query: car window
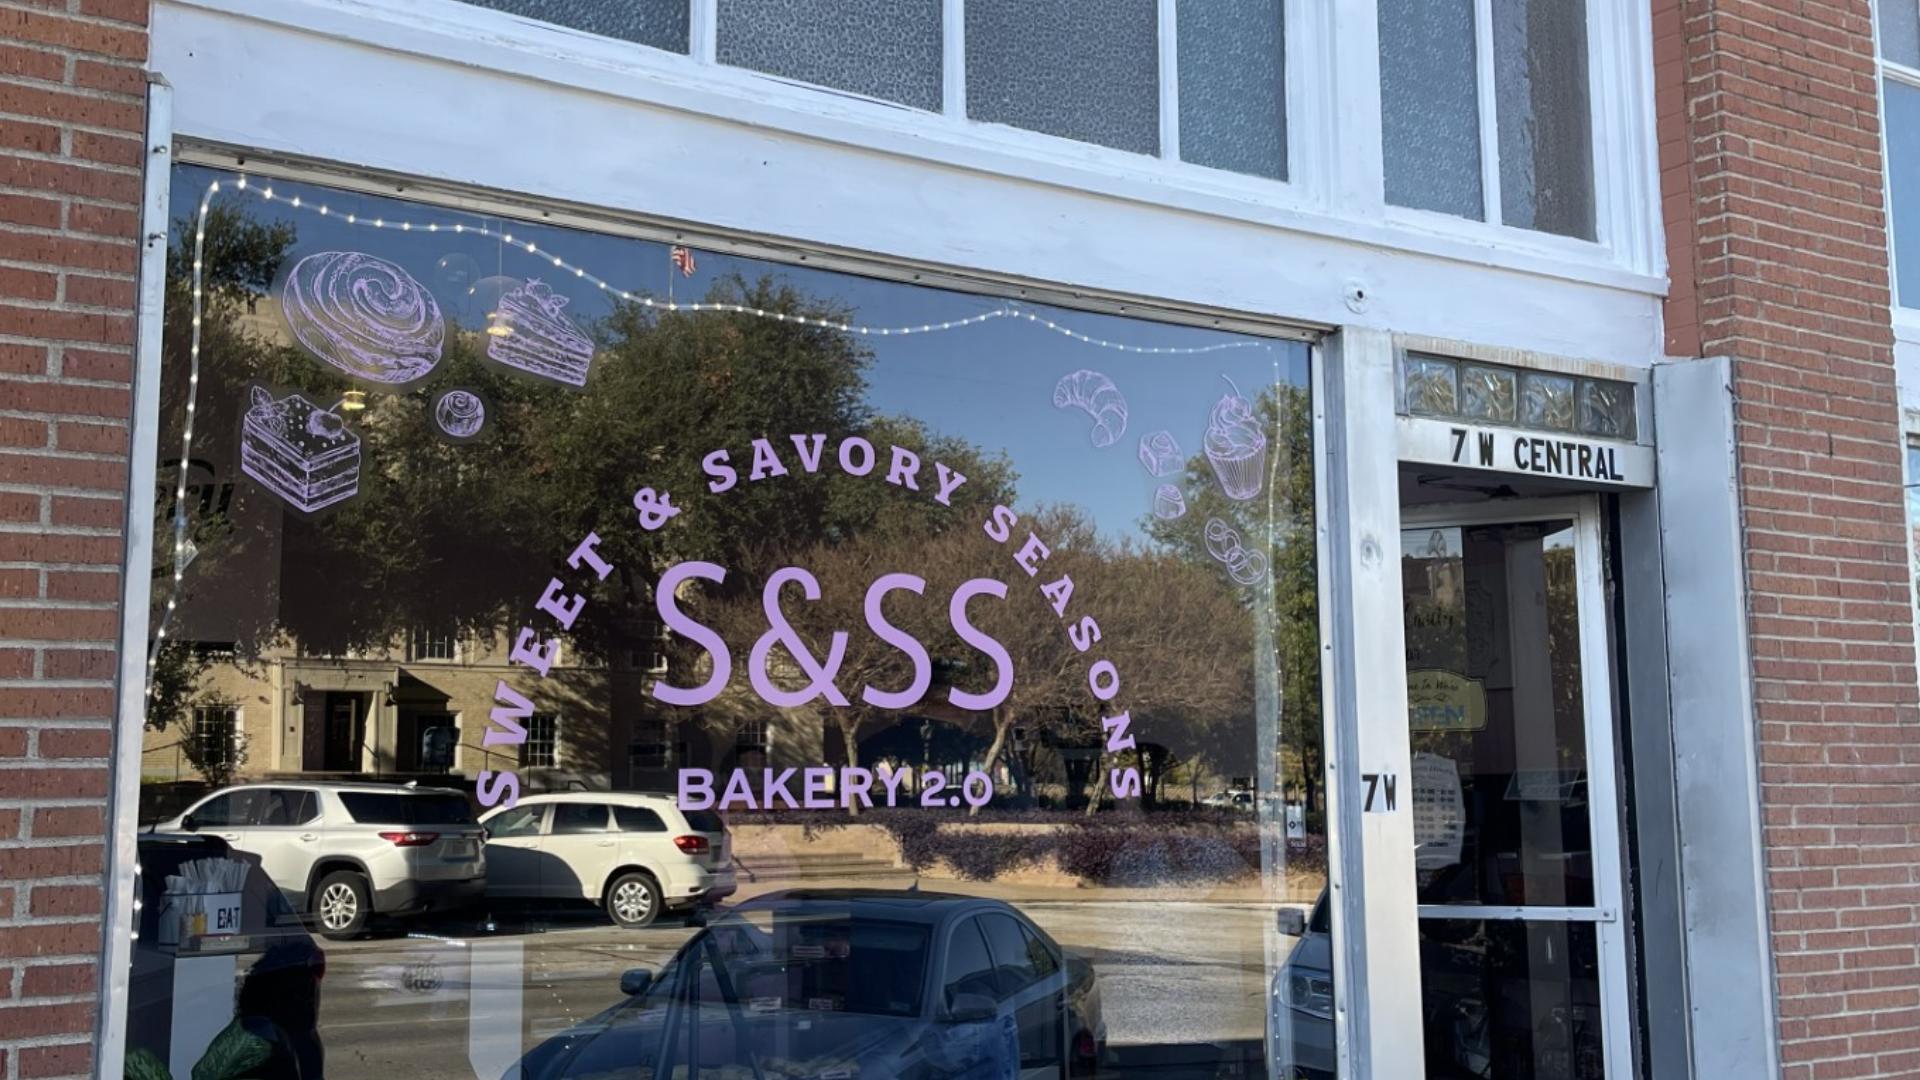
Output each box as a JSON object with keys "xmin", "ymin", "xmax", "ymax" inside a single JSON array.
[
  {"xmin": 551, "ymin": 803, "xmax": 610, "ymax": 834},
  {"xmin": 681, "ymin": 809, "xmax": 725, "ymax": 833},
  {"xmin": 613, "ymin": 805, "xmax": 667, "ymax": 832},
  {"xmin": 257, "ymin": 789, "xmax": 318, "ymax": 827},
  {"xmin": 191, "ymin": 790, "xmax": 263, "ymax": 827},
  {"xmin": 941, "ymin": 917, "xmax": 998, "ymax": 1009},
  {"xmin": 487, "ymin": 805, "xmax": 545, "ymax": 838},
  {"xmin": 979, "ymin": 912, "xmax": 1041, "ymax": 995},
  {"xmin": 337, "ymin": 791, "xmax": 476, "ymax": 825},
  {"xmin": 1017, "ymin": 919, "xmax": 1059, "ymax": 978}
]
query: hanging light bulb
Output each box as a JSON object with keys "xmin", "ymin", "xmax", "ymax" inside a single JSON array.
[{"xmin": 339, "ymin": 389, "xmax": 368, "ymax": 412}]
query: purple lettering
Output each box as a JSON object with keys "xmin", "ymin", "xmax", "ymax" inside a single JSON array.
[
  {"xmin": 703, "ymin": 449, "xmax": 737, "ymax": 493},
  {"xmin": 1101, "ymin": 709, "xmax": 1136, "ymax": 752},
  {"xmin": 949, "ymin": 578, "xmax": 1015, "ymax": 711},
  {"xmin": 839, "ymin": 436, "xmax": 875, "ymax": 476},
  {"xmin": 1109, "ymin": 767, "xmax": 1142, "ymax": 799},
  {"xmin": 484, "ymin": 680, "xmax": 534, "ymax": 746},
  {"xmin": 1041, "ymin": 575, "xmax": 1074, "ymax": 617},
  {"xmin": 803, "ymin": 767, "xmax": 833, "ymax": 809},
  {"xmin": 679, "ymin": 768, "xmax": 716, "ymax": 810},
  {"xmin": 878, "ymin": 765, "xmax": 913, "ymax": 807},
  {"xmin": 720, "ymin": 768, "xmax": 758, "ymax": 810},
  {"xmin": 862, "ymin": 573, "xmax": 932, "ymax": 709},
  {"xmin": 885, "ymin": 445, "xmax": 921, "ymax": 490},
  {"xmin": 984, "ymin": 505, "xmax": 1017, "ymax": 544},
  {"xmin": 748, "ymin": 437, "xmax": 788, "ymax": 481},
  {"xmin": 476, "ymin": 769, "xmax": 520, "ymax": 809},
  {"xmin": 933, "ymin": 462, "xmax": 968, "ymax": 507},
  {"xmin": 509, "ymin": 628, "xmax": 560, "ymax": 677},
  {"xmin": 1089, "ymin": 660, "xmax": 1120, "ymax": 702},
  {"xmin": 764, "ymin": 767, "xmax": 800, "ymax": 810},
  {"xmin": 536, "ymin": 577, "xmax": 586, "ymax": 629},
  {"xmin": 1068, "ymin": 616, "xmax": 1102, "ymax": 653},
  {"xmin": 791, "ymin": 433, "xmax": 827, "ymax": 473},
  {"xmin": 568, "ymin": 532, "xmax": 614, "ymax": 580},
  {"xmin": 841, "ymin": 767, "xmax": 875, "ymax": 809},
  {"xmin": 1014, "ymin": 533, "xmax": 1051, "ymax": 577},
  {"xmin": 749, "ymin": 567, "xmax": 851, "ymax": 707},
  {"xmin": 651, "ymin": 561, "xmax": 732, "ymax": 707}
]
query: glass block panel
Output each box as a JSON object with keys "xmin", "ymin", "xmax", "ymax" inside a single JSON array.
[
  {"xmin": 1520, "ymin": 371, "xmax": 1576, "ymax": 431},
  {"xmin": 1405, "ymin": 355, "xmax": 1460, "ymax": 416},
  {"xmin": 1888, "ymin": 79, "xmax": 1920, "ymax": 309},
  {"xmin": 1460, "ymin": 365, "xmax": 1518, "ymax": 424},
  {"xmin": 718, "ymin": 0, "xmax": 942, "ymax": 111},
  {"xmin": 1493, "ymin": 0, "xmax": 1596, "ymax": 239},
  {"xmin": 1379, "ymin": 0, "xmax": 1484, "ymax": 219},
  {"xmin": 1578, "ymin": 379, "xmax": 1635, "ymax": 439},
  {"xmin": 1883, "ymin": 0, "xmax": 1920, "ymax": 68},
  {"xmin": 967, "ymin": 0, "xmax": 1159, "ymax": 155},
  {"xmin": 1177, "ymin": 0, "xmax": 1287, "ymax": 180},
  {"xmin": 457, "ymin": 0, "xmax": 689, "ymax": 52}
]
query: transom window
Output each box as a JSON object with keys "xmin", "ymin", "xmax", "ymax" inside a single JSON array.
[
  {"xmin": 1880, "ymin": 0, "xmax": 1920, "ymax": 310},
  {"xmin": 456, "ymin": 0, "xmax": 1288, "ymax": 180}
]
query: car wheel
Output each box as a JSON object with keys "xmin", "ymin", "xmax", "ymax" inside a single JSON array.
[
  {"xmin": 605, "ymin": 871, "xmax": 661, "ymax": 928},
  {"xmin": 314, "ymin": 870, "xmax": 371, "ymax": 939}
]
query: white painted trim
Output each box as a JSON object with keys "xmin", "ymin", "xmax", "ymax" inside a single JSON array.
[
  {"xmin": 154, "ymin": 0, "xmax": 1666, "ymax": 296},
  {"xmin": 1156, "ymin": 0, "xmax": 1179, "ymax": 162},
  {"xmin": 99, "ymin": 75, "xmax": 174, "ymax": 1080},
  {"xmin": 940, "ymin": 0, "xmax": 964, "ymax": 119},
  {"xmin": 689, "ymin": 0, "xmax": 716, "ymax": 64},
  {"xmin": 1472, "ymin": 0, "xmax": 1502, "ymax": 227}
]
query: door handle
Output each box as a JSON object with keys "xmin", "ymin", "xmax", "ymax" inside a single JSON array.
[
  {"xmin": 594, "ymin": 840, "xmax": 616, "ymax": 847},
  {"xmin": 217, "ymin": 832, "xmax": 240, "ymax": 842},
  {"xmin": 299, "ymin": 833, "xmax": 318, "ymax": 842}
]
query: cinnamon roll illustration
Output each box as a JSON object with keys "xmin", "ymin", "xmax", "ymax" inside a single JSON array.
[
  {"xmin": 1053, "ymin": 369, "xmax": 1129, "ymax": 448},
  {"xmin": 281, "ymin": 251, "xmax": 444, "ymax": 384},
  {"xmin": 433, "ymin": 389, "xmax": 486, "ymax": 439},
  {"xmin": 487, "ymin": 279, "xmax": 594, "ymax": 387},
  {"xmin": 1203, "ymin": 377, "xmax": 1267, "ymax": 501}
]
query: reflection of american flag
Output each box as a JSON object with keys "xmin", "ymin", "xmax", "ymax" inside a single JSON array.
[{"xmin": 670, "ymin": 246, "xmax": 696, "ymax": 277}]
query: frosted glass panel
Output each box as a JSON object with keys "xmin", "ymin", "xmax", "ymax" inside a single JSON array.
[
  {"xmin": 1883, "ymin": 0, "xmax": 1920, "ymax": 67},
  {"xmin": 966, "ymin": 0, "xmax": 1159, "ymax": 155},
  {"xmin": 1889, "ymin": 79, "xmax": 1920, "ymax": 309},
  {"xmin": 1494, "ymin": 0, "xmax": 1596, "ymax": 239},
  {"xmin": 718, "ymin": 0, "xmax": 942, "ymax": 111},
  {"xmin": 1177, "ymin": 0, "xmax": 1287, "ymax": 180},
  {"xmin": 458, "ymin": 0, "xmax": 689, "ymax": 52},
  {"xmin": 1379, "ymin": 0, "xmax": 1484, "ymax": 219}
]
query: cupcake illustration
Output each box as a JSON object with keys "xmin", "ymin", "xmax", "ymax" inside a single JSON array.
[{"xmin": 1203, "ymin": 376, "xmax": 1267, "ymax": 501}]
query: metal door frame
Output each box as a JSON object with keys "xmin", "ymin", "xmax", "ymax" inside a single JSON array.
[{"xmin": 1399, "ymin": 495, "xmax": 1634, "ymax": 1079}]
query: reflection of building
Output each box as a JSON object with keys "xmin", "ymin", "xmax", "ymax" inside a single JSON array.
[{"xmin": 141, "ymin": 630, "xmax": 829, "ymax": 791}]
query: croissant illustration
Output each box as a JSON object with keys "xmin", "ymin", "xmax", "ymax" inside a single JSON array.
[{"xmin": 1052, "ymin": 369, "xmax": 1130, "ymax": 448}]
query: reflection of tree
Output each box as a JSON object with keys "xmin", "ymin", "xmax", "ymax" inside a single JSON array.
[{"xmin": 1146, "ymin": 384, "xmax": 1321, "ymax": 815}]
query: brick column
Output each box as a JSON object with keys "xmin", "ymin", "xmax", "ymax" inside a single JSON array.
[
  {"xmin": 1659, "ymin": 1, "xmax": 1917, "ymax": 1077},
  {"xmin": 0, "ymin": 1, "xmax": 149, "ymax": 1078}
]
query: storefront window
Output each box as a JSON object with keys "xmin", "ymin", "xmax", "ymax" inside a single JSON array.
[
  {"xmin": 123, "ymin": 162, "xmax": 1327, "ymax": 1078},
  {"xmin": 462, "ymin": 0, "xmax": 692, "ymax": 52}
]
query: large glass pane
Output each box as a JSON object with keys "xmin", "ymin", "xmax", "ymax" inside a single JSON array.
[
  {"xmin": 1177, "ymin": 0, "xmax": 1288, "ymax": 181},
  {"xmin": 457, "ymin": 0, "xmax": 690, "ymax": 52},
  {"xmin": 967, "ymin": 0, "xmax": 1160, "ymax": 155},
  {"xmin": 1379, "ymin": 0, "xmax": 1485, "ymax": 219},
  {"xmin": 129, "ymin": 163, "xmax": 1327, "ymax": 1078},
  {"xmin": 1418, "ymin": 919, "xmax": 1605, "ymax": 1078},
  {"xmin": 1884, "ymin": 0, "xmax": 1920, "ymax": 68},
  {"xmin": 718, "ymin": 0, "xmax": 943, "ymax": 111},
  {"xmin": 1402, "ymin": 521, "xmax": 1594, "ymax": 908},
  {"xmin": 1888, "ymin": 79, "xmax": 1920, "ymax": 309},
  {"xmin": 1493, "ymin": 0, "xmax": 1596, "ymax": 239}
]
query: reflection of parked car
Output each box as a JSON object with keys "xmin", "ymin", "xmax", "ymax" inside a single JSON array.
[
  {"xmin": 480, "ymin": 792, "xmax": 737, "ymax": 928},
  {"xmin": 127, "ymin": 833, "xmax": 327, "ymax": 1079},
  {"xmin": 515, "ymin": 889, "xmax": 1105, "ymax": 1079},
  {"xmin": 1202, "ymin": 789, "xmax": 1255, "ymax": 811},
  {"xmin": 154, "ymin": 782, "xmax": 487, "ymax": 939},
  {"xmin": 1270, "ymin": 893, "xmax": 1334, "ymax": 1080}
]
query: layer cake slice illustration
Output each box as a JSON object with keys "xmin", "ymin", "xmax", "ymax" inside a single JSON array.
[{"xmin": 239, "ymin": 386, "xmax": 361, "ymax": 512}]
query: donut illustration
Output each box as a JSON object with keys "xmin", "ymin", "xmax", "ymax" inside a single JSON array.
[
  {"xmin": 281, "ymin": 251, "xmax": 445, "ymax": 384},
  {"xmin": 1052, "ymin": 369, "xmax": 1129, "ymax": 448}
]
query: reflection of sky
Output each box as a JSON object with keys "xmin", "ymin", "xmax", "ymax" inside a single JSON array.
[{"xmin": 174, "ymin": 165, "xmax": 1309, "ymax": 541}]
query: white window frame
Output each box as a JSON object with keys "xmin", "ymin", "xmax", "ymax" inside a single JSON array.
[
  {"xmin": 1876, "ymin": 1, "xmax": 1920, "ymax": 342},
  {"xmin": 155, "ymin": 0, "xmax": 1662, "ymax": 295},
  {"xmin": 190, "ymin": 703, "xmax": 244, "ymax": 771},
  {"xmin": 522, "ymin": 712, "xmax": 560, "ymax": 769},
  {"xmin": 408, "ymin": 626, "xmax": 461, "ymax": 662}
]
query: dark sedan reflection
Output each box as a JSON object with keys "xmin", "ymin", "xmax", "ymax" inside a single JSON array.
[{"xmin": 515, "ymin": 888, "xmax": 1104, "ymax": 1079}]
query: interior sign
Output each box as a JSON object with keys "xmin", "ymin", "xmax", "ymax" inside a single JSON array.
[{"xmin": 1395, "ymin": 415, "xmax": 1653, "ymax": 488}]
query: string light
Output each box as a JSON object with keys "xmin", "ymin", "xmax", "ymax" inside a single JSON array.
[{"xmin": 143, "ymin": 175, "xmax": 1273, "ymax": 696}]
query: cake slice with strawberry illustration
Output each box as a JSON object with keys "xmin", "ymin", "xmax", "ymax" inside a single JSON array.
[
  {"xmin": 488, "ymin": 279, "xmax": 594, "ymax": 386},
  {"xmin": 239, "ymin": 386, "xmax": 361, "ymax": 512}
]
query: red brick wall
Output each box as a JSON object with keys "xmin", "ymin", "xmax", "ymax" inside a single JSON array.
[
  {"xmin": 1658, "ymin": 0, "xmax": 1916, "ymax": 1077},
  {"xmin": 0, "ymin": 0, "xmax": 149, "ymax": 1077}
]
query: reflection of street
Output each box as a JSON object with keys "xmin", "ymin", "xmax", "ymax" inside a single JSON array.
[{"xmin": 314, "ymin": 900, "xmax": 1290, "ymax": 1078}]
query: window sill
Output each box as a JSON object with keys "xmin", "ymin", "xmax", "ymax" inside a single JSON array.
[{"xmin": 160, "ymin": 0, "xmax": 1668, "ymax": 299}]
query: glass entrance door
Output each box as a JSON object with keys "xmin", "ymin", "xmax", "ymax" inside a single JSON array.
[{"xmin": 1399, "ymin": 500, "xmax": 1629, "ymax": 1079}]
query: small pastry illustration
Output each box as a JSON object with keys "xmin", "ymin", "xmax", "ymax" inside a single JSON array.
[
  {"xmin": 1138, "ymin": 430, "xmax": 1182, "ymax": 477},
  {"xmin": 1152, "ymin": 484, "xmax": 1187, "ymax": 520},
  {"xmin": 434, "ymin": 389, "xmax": 485, "ymax": 439},
  {"xmin": 1203, "ymin": 516, "xmax": 1268, "ymax": 586},
  {"xmin": 239, "ymin": 386, "xmax": 361, "ymax": 512},
  {"xmin": 281, "ymin": 251, "xmax": 444, "ymax": 384},
  {"xmin": 1203, "ymin": 376, "xmax": 1267, "ymax": 501},
  {"xmin": 1053, "ymin": 369, "xmax": 1129, "ymax": 448},
  {"xmin": 488, "ymin": 279, "xmax": 594, "ymax": 386}
]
